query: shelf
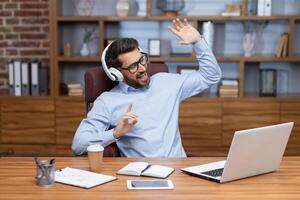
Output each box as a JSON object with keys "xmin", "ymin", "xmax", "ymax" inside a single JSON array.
[
  {"xmin": 193, "ymin": 93, "xmax": 300, "ymax": 100},
  {"xmin": 243, "ymin": 93, "xmax": 300, "ymax": 99},
  {"xmin": 56, "ymin": 16, "xmax": 101, "ymax": 22},
  {"xmin": 56, "ymin": 15, "xmax": 299, "ymax": 22},
  {"xmin": 58, "ymin": 56, "xmax": 100, "ymax": 62},
  {"xmin": 150, "ymin": 15, "xmax": 295, "ymax": 21},
  {"xmin": 216, "ymin": 56, "xmax": 300, "ymax": 62},
  {"xmin": 0, "ymin": 96, "xmax": 53, "ymax": 100},
  {"xmin": 57, "ymin": 55, "xmax": 300, "ymax": 63},
  {"xmin": 103, "ymin": 16, "xmax": 148, "ymax": 21},
  {"xmin": 150, "ymin": 56, "xmax": 194, "ymax": 62},
  {"xmin": 295, "ymin": 16, "xmax": 300, "ymax": 20},
  {"xmin": 56, "ymin": 96, "xmax": 85, "ymax": 101},
  {"xmin": 55, "ymin": 94, "xmax": 300, "ymax": 101},
  {"xmin": 242, "ymin": 56, "xmax": 300, "ymax": 62}
]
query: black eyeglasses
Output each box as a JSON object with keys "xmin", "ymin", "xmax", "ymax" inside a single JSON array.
[{"xmin": 120, "ymin": 52, "xmax": 149, "ymax": 73}]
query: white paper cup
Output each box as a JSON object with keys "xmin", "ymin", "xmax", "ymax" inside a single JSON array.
[{"xmin": 87, "ymin": 144, "xmax": 104, "ymax": 173}]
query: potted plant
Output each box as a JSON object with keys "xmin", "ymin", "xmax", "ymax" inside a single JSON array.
[{"xmin": 80, "ymin": 26, "xmax": 96, "ymax": 56}]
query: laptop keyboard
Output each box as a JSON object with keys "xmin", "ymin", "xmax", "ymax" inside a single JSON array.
[{"xmin": 201, "ymin": 168, "xmax": 224, "ymax": 177}]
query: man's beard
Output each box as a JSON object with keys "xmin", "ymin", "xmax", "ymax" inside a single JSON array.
[{"xmin": 124, "ymin": 71, "xmax": 150, "ymax": 89}]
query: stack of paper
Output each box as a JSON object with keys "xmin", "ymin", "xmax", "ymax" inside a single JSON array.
[{"xmin": 55, "ymin": 167, "xmax": 117, "ymax": 189}]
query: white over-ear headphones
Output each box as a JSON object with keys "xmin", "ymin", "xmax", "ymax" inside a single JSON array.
[
  {"xmin": 101, "ymin": 42, "xmax": 124, "ymax": 82},
  {"xmin": 101, "ymin": 41, "xmax": 145, "ymax": 82}
]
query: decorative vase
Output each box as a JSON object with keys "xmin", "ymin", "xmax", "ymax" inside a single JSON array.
[
  {"xmin": 254, "ymin": 32, "xmax": 264, "ymax": 55},
  {"xmin": 64, "ymin": 43, "xmax": 72, "ymax": 56},
  {"xmin": 254, "ymin": 22, "xmax": 267, "ymax": 55},
  {"xmin": 74, "ymin": 0, "xmax": 94, "ymax": 16},
  {"xmin": 242, "ymin": 33, "xmax": 256, "ymax": 57},
  {"xmin": 80, "ymin": 43, "xmax": 89, "ymax": 56},
  {"xmin": 156, "ymin": 0, "xmax": 185, "ymax": 17},
  {"xmin": 116, "ymin": 0, "xmax": 130, "ymax": 17}
]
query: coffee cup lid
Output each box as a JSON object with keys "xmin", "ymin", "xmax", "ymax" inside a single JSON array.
[{"xmin": 87, "ymin": 144, "xmax": 104, "ymax": 152}]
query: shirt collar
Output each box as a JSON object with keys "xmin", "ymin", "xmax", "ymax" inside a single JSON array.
[{"xmin": 118, "ymin": 81, "xmax": 149, "ymax": 93}]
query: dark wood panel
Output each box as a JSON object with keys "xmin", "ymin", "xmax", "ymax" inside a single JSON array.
[
  {"xmin": 281, "ymin": 101, "xmax": 300, "ymax": 155},
  {"xmin": 185, "ymin": 146, "xmax": 229, "ymax": 157},
  {"xmin": 281, "ymin": 100, "xmax": 300, "ymax": 114},
  {"xmin": 281, "ymin": 99, "xmax": 300, "ymax": 155},
  {"xmin": 281, "ymin": 115, "xmax": 300, "ymax": 155},
  {"xmin": 0, "ymin": 99, "xmax": 1, "ymax": 143},
  {"xmin": 222, "ymin": 99, "xmax": 280, "ymax": 115},
  {"xmin": 180, "ymin": 99, "xmax": 222, "ymax": 151},
  {"xmin": 2, "ymin": 112, "xmax": 55, "ymax": 129},
  {"xmin": 56, "ymin": 117, "xmax": 82, "ymax": 145},
  {"xmin": 2, "ymin": 97, "xmax": 300, "ymax": 156},
  {"xmin": 55, "ymin": 100, "xmax": 85, "ymax": 145},
  {"xmin": 1, "ymin": 99, "xmax": 54, "ymax": 112},
  {"xmin": 222, "ymin": 100, "xmax": 281, "ymax": 146},
  {"xmin": 1, "ymin": 99, "xmax": 55, "ymax": 145},
  {"xmin": 1, "ymin": 128, "xmax": 55, "ymax": 144},
  {"xmin": 1, "ymin": 112, "xmax": 55, "ymax": 144},
  {"xmin": 55, "ymin": 99, "xmax": 86, "ymax": 117},
  {"xmin": 0, "ymin": 144, "xmax": 72, "ymax": 156}
]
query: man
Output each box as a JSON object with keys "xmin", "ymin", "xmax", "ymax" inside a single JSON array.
[{"xmin": 72, "ymin": 18, "xmax": 222, "ymax": 157}]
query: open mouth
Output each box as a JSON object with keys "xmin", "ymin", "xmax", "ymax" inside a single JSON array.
[{"xmin": 137, "ymin": 72, "xmax": 148, "ymax": 81}]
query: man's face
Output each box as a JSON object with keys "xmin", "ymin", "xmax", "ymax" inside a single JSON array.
[{"xmin": 118, "ymin": 48, "xmax": 150, "ymax": 88}]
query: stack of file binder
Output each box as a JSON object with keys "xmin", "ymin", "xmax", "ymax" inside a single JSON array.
[{"xmin": 8, "ymin": 60, "xmax": 48, "ymax": 96}]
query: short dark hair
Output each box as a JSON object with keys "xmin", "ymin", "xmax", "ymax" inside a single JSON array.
[{"xmin": 105, "ymin": 38, "xmax": 139, "ymax": 69}]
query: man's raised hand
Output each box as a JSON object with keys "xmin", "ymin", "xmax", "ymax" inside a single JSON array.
[{"xmin": 168, "ymin": 18, "xmax": 201, "ymax": 45}]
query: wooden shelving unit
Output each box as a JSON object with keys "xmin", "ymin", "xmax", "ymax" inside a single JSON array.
[
  {"xmin": 56, "ymin": 15, "xmax": 299, "ymax": 22},
  {"xmin": 57, "ymin": 56, "xmax": 100, "ymax": 62},
  {"xmin": 51, "ymin": 0, "xmax": 300, "ymax": 98}
]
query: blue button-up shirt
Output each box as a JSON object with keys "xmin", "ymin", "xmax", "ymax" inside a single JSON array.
[{"xmin": 72, "ymin": 39, "xmax": 222, "ymax": 157}]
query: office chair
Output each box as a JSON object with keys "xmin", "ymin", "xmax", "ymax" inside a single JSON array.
[{"xmin": 84, "ymin": 63, "xmax": 168, "ymax": 157}]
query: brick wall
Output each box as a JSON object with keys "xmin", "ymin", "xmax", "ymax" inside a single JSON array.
[{"xmin": 0, "ymin": 0, "xmax": 49, "ymax": 93}]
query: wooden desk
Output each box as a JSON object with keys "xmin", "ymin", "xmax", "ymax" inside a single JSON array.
[{"xmin": 1, "ymin": 157, "xmax": 300, "ymax": 200}]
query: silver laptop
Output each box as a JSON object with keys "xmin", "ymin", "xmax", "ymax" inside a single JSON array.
[{"xmin": 181, "ymin": 122, "xmax": 294, "ymax": 183}]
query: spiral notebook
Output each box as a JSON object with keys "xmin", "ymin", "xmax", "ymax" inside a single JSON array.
[
  {"xmin": 55, "ymin": 167, "xmax": 117, "ymax": 189},
  {"xmin": 117, "ymin": 162, "xmax": 174, "ymax": 178}
]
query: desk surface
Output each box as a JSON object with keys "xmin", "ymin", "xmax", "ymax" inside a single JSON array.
[{"xmin": 1, "ymin": 157, "xmax": 300, "ymax": 200}]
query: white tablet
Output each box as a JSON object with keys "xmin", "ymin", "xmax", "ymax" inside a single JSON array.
[{"xmin": 127, "ymin": 180, "xmax": 174, "ymax": 190}]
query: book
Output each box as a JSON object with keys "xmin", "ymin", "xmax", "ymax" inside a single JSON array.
[
  {"xmin": 220, "ymin": 93, "xmax": 239, "ymax": 98},
  {"xmin": 117, "ymin": 162, "xmax": 174, "ymax": 179},
  {"xmin": 276, "ymin": 33, "xmax": 285, "ymax": 57},
  {"xmin": 276, "ymin": 33, "xmax": 289, "ymax": 57},
  {"xmin": 30, "ymin": 61, "xmax": 39, "ymax": 96},
  {"xmin": 221, "ymin": 12, "xmax": 240, "ymax": 16},
  {"xmin": 257, "ymin": 0, "xmax": 265, "ymax": 16},
  {"xmin": 67, "ymin": 83, "xmax": 84, "ymax": 96},
  {"xmin": 67, "ymin": 83, "xmax": 82, "ymax": 88},
  {"xmin": 257, "ymin": 0, "xmax": 271, "ymax": 16},
  {"xmin": 21, "ymin": 61, "xmax": 30, "ymax": 96},
  {"xmin": 8, "ymin": 61, "xmax": 14, "ymax": 96},
  {"xmin": 247, "ymin": 0, "xmax": 257, "ymax": 16},
  {"xmin": 13, "ymin": 60, "xmax": 21, "ymax": 96},
  {"xmin": 39, "ymin": 65, "xmax": 49, "ymax": 96},
  {"xmin": 282, "ymin": 33, "xmax": 289, "ymax": 57},
  {"xmin": 55, "ymin": 167, "xmax": 117, "ymax": 189},
  {"xmin": 264, "ymin": 0, "xmax": 272, "ymax": 16},
  {"xmin": 221, "ymin": 79, "xmax": 239, "ymax": 86}
]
